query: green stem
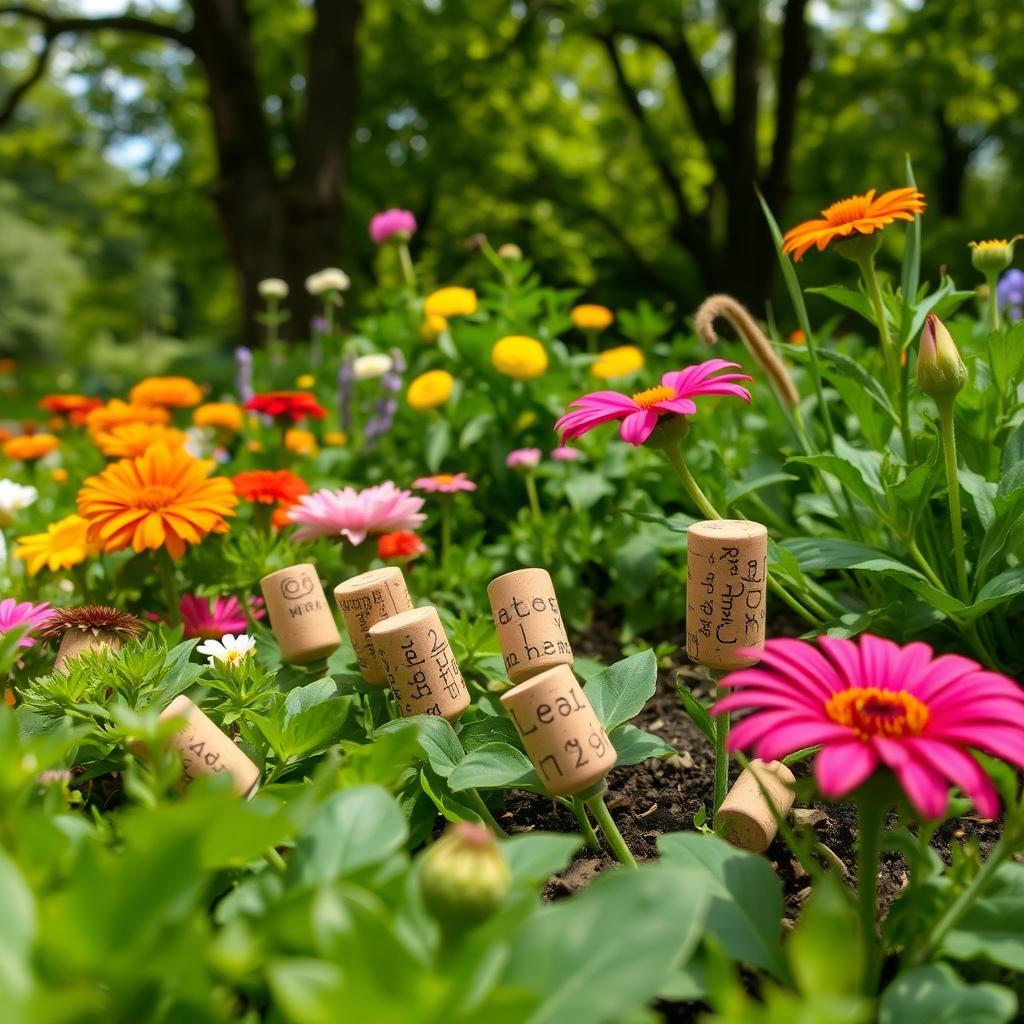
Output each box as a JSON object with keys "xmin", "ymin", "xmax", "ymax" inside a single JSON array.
[
  {"xmin": 984, "ymin": 271, "xmax": 1001, "ymax": 334},
  {"xmin": 937, "ymin": 398, "xmax": 970, "ymax": 601},
  {"xmin": 571, "ymin": 795, "xmax": 601, "ymax": 850},
  {"xmin": 662, "ymin": 445, "xmax": 722, "ymax": 519},
  {"xmin": 265, "ymin": 846, "xmax": 287, "ymax": 873},
  {"xmin": 524, "ymin": 472, "xmax": 543, "ymax": 522},
  {"xmin": 362, "ymin": 692, "xmax": 376, "ymax": 739},
  {"xmin": 157, "ymin": 549, "xmax": 181, "ymax": 625},
  {"xmin": 713, "ymin": 674, "xmax": 730, "ymax": 816},
  {"xmin": 586, "ymin": 791, "xmax": 637, "ymax": 868},
  {"xmin": 440, "ymin": 498, "xmax": 452, "ymax": 569},
  {"xmin": 856, "ymin": 797, "xmax": 884, "ymax": 994},
  {"xmin": 466, "ymin": 788, "xmax": 507, "ymax": 836},
  {"xmin": 398, "ymin": 242, "xmax": 417, "ymax": 290}
]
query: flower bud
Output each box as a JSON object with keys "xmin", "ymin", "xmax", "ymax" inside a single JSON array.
[
  {"xmin": 419, "ymin": 822, "xmax": 510, "ymax": 935},
  {"xmin": 497, "ymin": 243, "xmax": 523, "ymax": 261},
  {"xmin": 258, "ymin": 278, "xmax": 288, "ymax": 300},
  {"xmin": 917, "ymin": 314, "xmax": 967, "ymax": 399},
  {"xmin": 970, "ymin": 237, "xmax": 1021, "ymax": 276}
]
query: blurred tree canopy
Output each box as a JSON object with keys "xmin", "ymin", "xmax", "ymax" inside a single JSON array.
[{"xmin": 1, "ymin": 0, "xmax": 1023, "ymax": 356}]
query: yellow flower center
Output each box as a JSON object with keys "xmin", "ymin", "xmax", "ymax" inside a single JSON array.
[
  {"xmin": 433, "ymin": 474, "xmax": 456, "ymax": 485},
  {"xmin": 824, "ymin": 687, "xmax": 930, "ymax": 739},
  {"xmin": 631, "ymin": 385, "xmax": 675, "ymax": 410},
  {"xmin": 136, "ymin": 486, "xmax": 174, "ymax": 510},
  {"xmin": 822, "ymin": 194, "xmax": 872, "ymax": 225}
]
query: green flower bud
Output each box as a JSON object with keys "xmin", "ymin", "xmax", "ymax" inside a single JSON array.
[
  {"xmin": 419, "ymin": 822, "xmax": 510, "ymax": 936},
  {"xmin": 917, "ymin": 314, "xmax": 967, "ymax": 400},
  {"xmin": 969, "ymin": 236, "xmax": 1021, "ymax": 276},
  {"xmin": 497, "ymin": 243, "xmax": 523, "ymax": 261}
]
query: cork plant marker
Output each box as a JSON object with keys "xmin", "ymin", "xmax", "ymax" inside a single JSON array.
[
  {"xmin": 368, "ymin": 606, "xmax": 470, "ymax": 722},
  {"xmin": 714, "ymin": 759, "xmax": 795, "ymax": 854},
  {"xmin": 334, "ymin": 567, "xmax": 414, "ymax": 685},
  {"xmin": 487, "ymin": 568, "xmax": 573, "ymax": 683},
  {"xmin": 160, "ymin": 695, "xmax": 261, "ymax": 797},
  {"xmin": 260, "ymin": 563, "xmax": 341, "ymax": 665}
]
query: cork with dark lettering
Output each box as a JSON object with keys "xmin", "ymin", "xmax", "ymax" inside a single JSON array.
[
  {"xmin": 260, "ymin": 563, "xmax": 341, "ymax": 665},
  {"xmin": 368, "ymin": 606, "xmax": 470, "ymax": 721},
  {"xmin": 334, "ymin": 567, "xmax": 414, "ymax": 685},
  {"xmin": 685, "ymin": 519, "xmax": 768, "ymax": 671},
  {"xmin": 487, "ymin": 568, "xmax": 573, "ymax": 683},
  {"xmin": 500, "ymin": 663, "xmax": 616, "ymax": 797},
  {"xmin": 714, "ymin": 759, "xmax": 795, "ymax": 853}
]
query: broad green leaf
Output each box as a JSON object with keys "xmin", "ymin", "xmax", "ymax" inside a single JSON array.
[
  {"xmin": 448, "ymin": 742, "xmax": 544, "ymax": 793},
  {"xmin": 962, "ymin": 567, "xmax": 1024, "ymax": 619},
  {"xmin": 377, "ymin": 715, "xmax": 465, "ymax": 778},
  {"xmin": 584, "ymin": 649, "xmax": 658, "ymax": 732},
  {"xmin": 610, "ymin": 722, "xmax": 674, "ymax": 765},
  {"xmin": 879, "ymin": 964, "xmax": 1016, "ymax": 1024},
  {"xmin": 787, "ymin": 454, "xmax": 881, "ymax": 511},
  {"xmin": 942, "ymin": 862, "xmax": 1024, "ymax": 970},
  {"xmin": 284, "ymin": 677, "xmax": 338, "ymax": 721},
  {"xmin": 501, "ymin": 832, "xmax": 581, "ymax": 889},
  {"xmin": 564, "ymin": 471, "xmax": 615, "ymax": 511},
  {"xmin": 788, "ymin": 875, "xmax": 864, "ymax": 997}
]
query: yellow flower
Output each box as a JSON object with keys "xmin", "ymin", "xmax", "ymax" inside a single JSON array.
[
  {"xmin": 4, "ymin": 434, "xmax": 60, "ymax": 461},
  {"xmin": 93, "ymin": 422, "xmax": 188, "ymax": 459},
  {"xmin": 424, "ymin": 287, "xmax": 478, "ymax": 319},
  {"xmin": 592, "ymin": 345, "xmax": 645, "ymax": 380},
  {"xmin": 193, "ymin": 402, "xmax": 243, "ymax": 432},
  {"xmin": 246, "ymin": 441, "xmax": 263, "ymax": 453},
  {"xmin": 514, "ymin": 410, "xmax": 537, "ymax": 432},
  {"xmin": 324, "ymin": 431, "xmax": 348, "ymax": 446},
  {"xmin": 407, "ymin": 370, "xmax": 454, "ymax": 411},
  {"xmin": 295, "ymin": 374, "xmax": 316, "ymax": 389},
  {"xmin": 284, "ymin": 428, "xmax": 318, "ymax": 456},
  {"xmin": 15, "ymin": 514, "xmax": 98, "ymax": 576},
  {"xmin": 571, "ymin": 304, "xmax": 614, "ymax": 331},
  {"xmin": 420, "ymin": 314, "xmax": 449, "ymax": 342},
  {"xmin": 51, "ymin": 468, "xmax": 69, "ymax": 484},
  {"xmin": 129, "ymin": 376, "xmax": 203, "ymax": 408},
  {"xmin": 491, "ymin": 336, "xmax": 548, "ymax": 380}
]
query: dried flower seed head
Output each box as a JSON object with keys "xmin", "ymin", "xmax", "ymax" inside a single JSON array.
[{"xmin": 39, "ymin": 605, "xmax": 144, "ymax": 640}]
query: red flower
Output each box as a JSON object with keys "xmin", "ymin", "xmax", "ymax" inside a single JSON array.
[
  {"xmin": 244, "ymin": 391, "xmax": 326, "ymax": 423},
  {"xmin": 377, "ymin": 530, "xmax": 426, "ymax": 562},
  {"xmin": 232, "ymin": 469, "xmax": 309, "ymax": 505},
  {"xmin": 38, "ymin": 394, "xmax": 103, "ymax": 426}
]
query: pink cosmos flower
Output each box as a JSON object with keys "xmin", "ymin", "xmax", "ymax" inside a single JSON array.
[
  {"xmin": 180, "ymin": 594, "xmax": 265, "ymax": 640},
  {"xmin": 715, "ymin": 634, "xmax": 1024, "ymax": 820},
  {"xmin": 288, "ymin": 481, "xmax": 426, "ymax": 545},
  {"xmin": 551, "ymin": 446, "xmax": 583, "ymax": 462},
  {"xmin": 555, "ymin": 358, "xmax": 752, "ymax": 447},
  {"xmin": 414, "ymin": 472, "xmax": 477, "ymax": 494},
  {"xmin": 506, "ymin": 448, "xmax": 541, "ymax": 469},
  {"xmin": 369, "ymin": 208, "xmax": 417, "ymax": 244},
  {"xmin": 0, "ymin": 598, "xmax": 53, "ymax": 648}
]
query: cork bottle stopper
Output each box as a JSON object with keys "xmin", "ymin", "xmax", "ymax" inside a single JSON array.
[
  {"xmin": 54, "ymin": 631, "xmax": 122, "ymax": 673},
  {"xmin": 500, "ymin": 663, "xmax": 616, "ymax": 797},
  {"xmin": 487, "ymin": 568, "xmax": 573, "ymax": 683},
  {"xmin": 260, "ymin": 563, "xmax": 341, "ymax": 665},
  {"xmin": 368, "ymin": 606, "xmax": 470, "ymax": 721},
  {"xmin": 686, "ymin": 519, "xmax": 768, "ymax": 671},
  {"xmin": 333, "ymin": 567, "xmax": 414, "ymax": 685},
  {"xmin": 714, "ymin": 759, "xmax": 795, "ymax": 853},
  {"xmin": 160, "ymin": 695, "xmax": 261, "ymax": 797}
]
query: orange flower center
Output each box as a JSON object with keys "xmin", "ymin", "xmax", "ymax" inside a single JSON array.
[
  {"xmin": 433, "ymin": 474, "xmax": 456, "ymax": 485},
  {"xmin": 822, "ymin": 194, "xmax": 872, "ymax": 226},
  {"xmin": 824, "ymin": 687, "xmax": 930, "ymax": 739},
  {"xmin": 631, "ymin": 385, "xmax": 675, "ymax": 410},
  {"xmin": 135, "ymin": 485, "xmax": 174, "ymax": 510}
]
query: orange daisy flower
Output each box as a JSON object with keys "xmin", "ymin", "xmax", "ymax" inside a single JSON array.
[
  {"xmin": 782, "ymin": 188, "xmax": 926, "ymax": 261},
  {"xmin": 232, "ymin": 470, "xmax": 309, "ymax": 505},
  {"xmin": 93, "ymin": 422, "xmax": 189, "ymax": 459},
  {"xmin": 3, "ymin": 434, "xmax": 59, "ymax": 461},
  {"xmin": 77, "ymin": 443, "xmax": 237, "ymax": 559},
  {"xmin": 193, "ymin": 402, "xmax": 243, "ymax": 432},
  {"xmin": 129, "ymin": 376, "xmax": 203, "ymax": 408},
  {"xmin": 86, "ymin": 399, "xmax": 170, "ymax": 437},
  {"xmin": 38, "ymin": 394, "xmax": 103, "ymax": 426}
]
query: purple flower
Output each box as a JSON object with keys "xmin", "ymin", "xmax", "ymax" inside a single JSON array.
[
  {"xmin": 235, "ymin": 346, "xmax": 254, "ymax": 403},
  {"xmin": 506, "ymin": 448, "xmax": 542, "ymax": 470},
  {"xmin": 370, "ymin": 208, "xmax": 417, "ymax": 245},
  {"xmin": 997, "ymin": 268, "xmax": 1024, "ymax": 323}
]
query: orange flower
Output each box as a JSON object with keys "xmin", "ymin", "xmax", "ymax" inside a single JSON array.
[
  {"xmin": 86, "ymin": 399, "xmax": 170, "ymax": 437},
  {"xmin": 93, "ymin": 422, "xmax": 188, "ymax": 458},
  {"xmin": 38, "ymin": 394, "xmax": 103, "ymax": 426},
  {"xmin": 130, "ymin": 376, "xmax": 203, "ymax": 408},
  {"xmin": 77, "ymin": 444, "xmax": 237, "ymax": 559},
  {"xmin": 4, "ymin": 434, "xmax": 59, "ymax": 461},
  {"xmin": 782, "ymin": 188, "xmax": 926, "ymax": 261},
  {"xmin": 284, "ymin": 428, "xmax": 318, "ymax": 456},
  {"xmin": 232, "ymin": 470, "xmax": 308, "ymax": 505},
  {"xmin": 193, "ymin": 402, "xmax": 243, "ymax": 432}
]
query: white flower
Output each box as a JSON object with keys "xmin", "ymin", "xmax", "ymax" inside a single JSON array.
[
  {"xmin": 305, "ymin": 268, "xmax": 350, "ymax": 295},
  {"xmin": 352, "ymin": 353, "xmax": 394, "ymax": 381},
  {"xmin": 258, "ymin": 278, "xmax": 289, "ymax": 299},
  {"xmin": 197, "ymin": 633, "xmax": 256, "ymax": 667},
  {"xmin": 0, "ymin": 480, "xmax": 38, "ymax": 527}
]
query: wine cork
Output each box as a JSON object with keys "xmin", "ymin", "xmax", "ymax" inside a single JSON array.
[
  {"xmin": 160, "ymin": 695, "xmax": 261, "ymax": 797},
  {"xmin": 333, "ymin": 567, "xmax": 414, "ymax": 685},
  {"xmin": 500, "ymin": 664, "xmax": 616, "ymax": 797},
  {"xmin": 487, "ymin": 568, "xmax": 573, "ymax": 683},
  {"xmin": 54, "ymin": 631, "xmax": 122, "ymax": 672},
  {"xmin": 368, "ymin": 606, "xmax": 470, "ymax": 721},
  {"xmin": 714, "ymin": 759, "xmax": 795, "ymax": 853},
  {"xmin": 260, "ymin": 563, "xmax": 341, "ymax": 665},
  {"xmin": 686, "ymin": 519, "xmax": 768, "ymax": 671}
]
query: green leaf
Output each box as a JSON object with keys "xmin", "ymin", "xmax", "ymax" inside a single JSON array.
[
  {"xmin": 377, "ymin": 715, "xmax": 466, "ymax": 778},
  {"xmin": 0, "ymin": 851, "xmax": 35, "ymax": 1009},
  {"xmin": 447, "ymin": 742, "xmax": 544, "ymax": 794},
  {"xmin": 725, "ymin": 473, "xmax": 799, "ymax": 506},
  {"xmin": 584, "ymin": 649, "xmax": 658, "ymax": 732},
  {"xmin": 284, "ymin": 677, "xmax": 337, "ymax": 720},
  {"xmin": 787, "ymin": 454, "xmax": 881, "ymax": 511},
  {"xmin": 942, "ymin": 862, "xmax": 1024, "ymax": 970},
  {"xmin": 788, "ymin": 875, "xmax": 864, "ymax": 997},
  {"xmin": 425, "ymin": 418, "xmax": 451, "ymax": 473},
  {"xmin": 879, "ymin": 964, "xmax": 1016, "ymax": 1024},
  {"xmin": 962, "ymin": 567, "xmax": 1024, "ymax": 619},
  {"xmin": 676, "ymin": 684, "xmax": 716, "ymax": 744},
  {"xmin": 610, "ymin": 723, "xmax": 674, "ymax": 765},
  {"xmin": 501, "ymin": 832, "xmax": 582, "ymax": 889},
  {"xmin": 288, "ymin": 785, "xmax": 407, "ymax": 885},
  {"xmin": 816, "ymin": 348, "xmax": 898, "ymax": 420},
  {"xmin": 564, "ymin": 471, "xmax": 615, "ymax": 511},
  {"xmin": 657, "ymin": 831, "xmax": 788, "ymax": 979},
  {"xmin": 504, "ymin": 864, "xmax": 709, "ymax": 1024},
  {"xmin": 958, "ymin": 467, "xmax": 996, "ymax": 532}
]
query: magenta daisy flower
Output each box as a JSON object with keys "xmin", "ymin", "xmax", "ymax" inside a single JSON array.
[
  {"xmin": 555, "ymin": 358, "xmax": 752, "ymax": 447},
  {"xmin": 0, "ymin": 598, "xmax": 54, "ymax": 648},
  {"xmin": 180, "ymin": 594, "xmax": 265, "ymax": 640},
  {"xmin": 551, "ymin": 446, "xmax": 584, "ymax": 462},
  {"xmin": 288, "ymin": 481, "xmax": 426, "ymax": 545},
  {"xmin": 413, "ymin": 472, "xmax": 477, "ymax": 494},
  {"xmin": 369, "ymin": 208, "xmax": 417, "ymax": 244},
  {"xmin": 506, "ymin": 448, "xmax": 541, "ymax": 469},
  {"xmin": 715, "ymin": 634, "xmax": 1024, "ymax": 819}
]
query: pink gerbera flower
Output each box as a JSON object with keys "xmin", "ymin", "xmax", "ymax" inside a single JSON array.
[
  {"xmin": 551, "ymin": 446, "xmax": 583, "ymax": 462},
  {"xmin": 288, "ymin": 481, "xmax": 426, "ymax": 545},
  {"xmin": 180, "ymin": 594, "xmax": 265, "ymax": 640},
  {"xmin": 0, "ymin": 598, "xmax": 53, "ymax": 648},
  {"xmin": 414, "ymin": 472, "xmax": 477, "ymax": 494},
  {"xmin": 506, "ymin": 448, "xmax": 541, "ymax": 469},
  {"xmin": 715, "ymin": 634, "xmax": 1024, "ymax": 819},
  {"xmin": 369, "ymin": 208, "xmax": 417, "ymax": 244},
  {"xmin": 555, "ymin": 358, "xmax": 752, "ymax": 447}
]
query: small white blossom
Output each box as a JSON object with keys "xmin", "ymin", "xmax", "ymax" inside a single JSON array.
[
  {"xmin": 352, "ymin": 353, "xmax": 394, "ymax": 381},
  {"xmin": 0, "ymin": 480, "xmax": 38, "ymax": 527},
  {"xmin": 258, "ymin": 278, "xmax": 289, "ymax": 299},
  {"xmin": 197, "ymin": 633, "xmax": 256, "ymax": 667},
  {"xmin": 305, "ymin": 268, "xmax": 350, "ymax": 295}
]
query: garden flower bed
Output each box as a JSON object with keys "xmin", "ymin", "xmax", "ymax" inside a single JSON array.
[{"xmin": 3, "ymin": 188, "xmax": 1024, "ymax": 1023}]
